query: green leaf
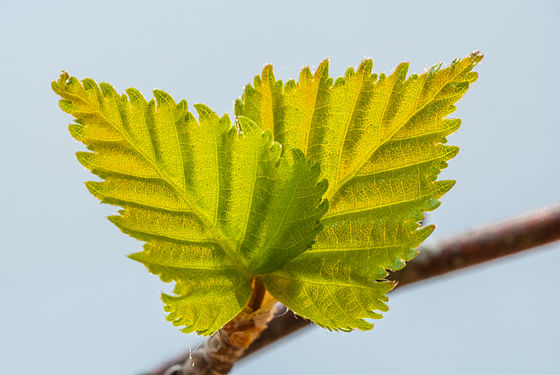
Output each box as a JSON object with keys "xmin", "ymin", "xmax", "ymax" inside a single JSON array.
[
  {"xmin": 236, "ymin": 52, "xmax": 483, "ymax": 331},
  {"xmin": 52, "ymin": 73, "xmax": 327, "ymax": 335}
]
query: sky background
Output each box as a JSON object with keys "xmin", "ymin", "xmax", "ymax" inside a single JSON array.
[{"xmin": 1, "ymin": 0, "xmax": 559, "ymax": 374}]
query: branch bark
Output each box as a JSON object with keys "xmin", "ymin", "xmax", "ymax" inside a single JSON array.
[
  {"xmin": 158, "ymin": 278, "xmax": 278, "ymax": 375},
  {"xmin": 150, "ymin": 204, "xmax": 560, "ymax": 375},
  {"xmin": 391, "ymin": 204, "xmax": 560, "ymax": 286}
]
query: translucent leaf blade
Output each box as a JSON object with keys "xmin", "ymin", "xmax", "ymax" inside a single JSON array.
[
  {"xmin": 53, "ymin": 73, "xmax": 327, "ymax": 335},
  {"xmin": 237, "ymin": 52, "xmax": 483, "ymax": 331},
  {"xmin": 129, "ymin": 242, "xmax": 251, "ymax": 335}
]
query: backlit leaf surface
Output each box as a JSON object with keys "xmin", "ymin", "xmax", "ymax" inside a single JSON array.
[
  {"xmin": 235, "ymin": 52, "xmax": 482, "ymax": 330},
  {"xmin": 53, "ymin": 74, "xmax": 327, "ymax": 335}
]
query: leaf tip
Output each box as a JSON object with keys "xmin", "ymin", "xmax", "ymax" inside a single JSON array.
[
  {"xmin": 446, "ymin": 118, "xmax": 462, "ymax": 133},
  {"xmin": 389, "ymin": 257, "xmax": 407, "ymax": 271},
  {"xmin": 414, "ymin": 225, "xmax": 436, "ymax": 248},
  {"xmin": 358, "ymin": 58, "xmax": 373, "ymax": 75},
  {"xmin": 127, "ymin": 251, "xmax": 144, "ymax": 263},
  {"xmin": 234, "ymin": 97, "xmax": 244, "ymax": 116},
  {"xmin": 52, "ymin": 71, "xmax": 69, "ymax": 93},
  {"xmin": 317, "ymin": 58, "xmax": 330, "ymax": 74},
  {"xmin": 437, "ymin": 179, "xmax": 456, "ymax": 195},
  {"xmin": 220, "ymin": 112, "xmax": 232, "ymax": 127},
  {"xmin": 299, "ymin": 66, "xmax": 313, "ymax": 81},
  {"xmin": 445, "ymin": 145, "xmax": 460, "ymax": 160},
  {"xmin": 470, "ymin": 50, "xmax": 484, "ymax": 63},
  {"xmin": 107, "ymin": 214, "xmax": 122, "ymax": 228},
  {"xmin": 344, "ymin": 67, "xmax": 356, "ymax": 79},
  {"xmin": 58, "ymin": 70, "xmax": 69, "ymax": 83},
  {"xmin": 427, "ymin": 62, "xmax": 443, "ymax": 76},
  {"xmin": 285, "ymin": 79, "xmax": 296, "ymax": 90},
  {"xmin": 84, "ymin": 181, "xmax": 104, "ymax": 200},
  {"xmin": 82, "ymin": 78, "xmax": 99, "ymax": 92},
  {"xmin": 68, "ymin": 124, "xmax": 84, "ymax": 141},
  {"xmin": 153, "ymin": 89, "xmax": 175, "ymax": 107},
  {"xmin": 193, "ymin": 103, "xmax": 218, "ymax": 121},
  {"xmin": 333, "ymin": 76, "xmax": 345, "ymax": 87},
  {"xmin": 58, "ymin": 99, "xmax": 74, "ymax": 114},
  {"xmin": 99, "ymin": 82, "xmax": 118, "ymax": 97},
  {"xmin": 75, "ymin": 151, "xmax": 92, "ymax": 170},
  {"xmin": 262, "ymin": 63, "xmax": 274, "ymax": 78},
  {"xmin": 395, "ymin": 62, "xmax": 410, "ymax": 77}
]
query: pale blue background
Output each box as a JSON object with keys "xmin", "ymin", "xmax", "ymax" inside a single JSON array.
[{"xmin": 1, "ymin": 0, "xmax": 559, "ymax": 373}]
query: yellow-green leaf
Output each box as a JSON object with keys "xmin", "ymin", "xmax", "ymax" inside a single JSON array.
[
  {"xmin": 53, "ymin": 74, "xmax": 327, "ymax": 335},
  {"xmin": 236, "ymin": 52, "xmax": 482, "ymax": 331}
]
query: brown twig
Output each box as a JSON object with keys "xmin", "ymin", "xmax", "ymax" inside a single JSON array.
[
  {"xmin": 158, "ymin": 278, "xmax": 278, "ymax": 375},
  {"xmin": 391, "ymin": 204, "xmax": 560, "ymax": 286},
  {"xmin": 150, "ymin": 204, "xmax": 560, "ymax": 375}
]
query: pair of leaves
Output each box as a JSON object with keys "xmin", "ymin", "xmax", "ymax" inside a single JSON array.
[{"xmin": 53, "ymin": 51, "xmax": 481, "ymax": 335}]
